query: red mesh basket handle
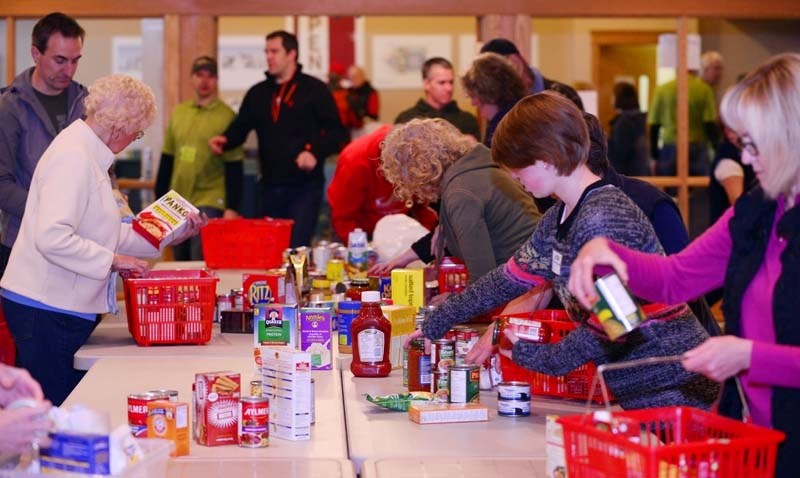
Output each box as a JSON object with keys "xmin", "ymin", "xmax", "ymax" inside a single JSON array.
[{"xmin": 588, "ymin": 355, "xmax": 751, "ymax": 422}]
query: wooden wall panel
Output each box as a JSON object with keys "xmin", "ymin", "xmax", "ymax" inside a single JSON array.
[{"xmin": 5, "ymin": 17, "xmax": 14, "ymax": 85}]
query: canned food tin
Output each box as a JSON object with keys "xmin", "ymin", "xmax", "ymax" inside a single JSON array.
[
  {"xmin": 250, "ymin": 380, "xmax": 262, "ymax": 397},
  {"xmin": 497, "ymin": 381, "xmax": 532, "ymax": 401},
  {"xmin": 147, "ymin": 389, "xmax": 179, "ymax": 402},
  {"xmin": 497, "ymin": 399, "xmax": 531, "ymax": 417},
  {"xmin": 128, "ymin": 392, "xmax": 168, "ymax": 437},
  {"xmin": 448, "ymin": 364, "xmax": 480, "ymax": 403},
  {"xmin": 431, "ymin": 371, "xmax": 449, "ymax": 401},
  {"xmin": 310, "ymin": 379, "xmax": 316, "ymax": 425},
  {"xmin": 430, "ymin": 339, "xmax": 456, "ymax": 374},
  {"xmin": 231, "ymin": 288, "xmax": 245, "ymax": 309},
  {"xmin": 238, "ymin": 397, "xmax": 269, "ymax": 447}
]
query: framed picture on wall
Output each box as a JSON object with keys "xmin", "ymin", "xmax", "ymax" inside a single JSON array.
[
  {"xmin": 112, "ymin": 36, "xmax": 143, "ymax": 80},
  {"xmin": 218, "ymin": 35, "xmax": 268, "ymax": 91},
  {"xmin": 371, "ymin": 34, "xmax": 452, "ymax": 89}
]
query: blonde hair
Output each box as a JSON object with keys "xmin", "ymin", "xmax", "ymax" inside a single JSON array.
[
  {"xmin": 84, "ymin": 74, "xmax": 157, "ymax": 135},
  {"xmin": 720, "ymin": 53, "xmax": 800, "ymax": 198},
  {"xmin": 380, "ymin": 119, "xmax": 474, "ymax": 206}
]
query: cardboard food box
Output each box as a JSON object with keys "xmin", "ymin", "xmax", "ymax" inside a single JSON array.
[
  {"xmin": 253, "ymin": 303, "xmax": 298, "ymax": 349},
  {"xmin": 260, "ymin": 347, "xmax": 312, "ymax": 441},
  {"xmin": 147, "ymin": 400, "xmax": 190, "ymax": 456},
  {"xmin": 194, "ymin": 371, "xmax": 241, "ymax": 446},
  {"xmin": 299, "ymin": 307, "xmax": 332, "ymax": 370},
  {"xmin": 408, "ymin": 402, "xmax": 489, "ymax": 424},
  {"xmin": 40, "ymin": 433, "xmax": 110, "ymax": 475},
  {"xmin": 133, "ymin": 190, "xmax": 199, "ymax": 249},
  {"xmin": 243, "ymin": 272, "xmax": 286, "ymax": 311},
  {"xmin": 391, "ymin": 268, "xmax": 425, "ymax": 310},
  {"xmin": 380, "ymin": 304, "xmax": 416, "ymax": 369}
]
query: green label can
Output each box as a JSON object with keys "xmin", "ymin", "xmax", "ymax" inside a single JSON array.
[
  {"xmin": 592, "ymin": 272, "xmax": 646, "ymax": 340},
  {"xmin": 448, "ymin": 364, "xmax": 480, "ymax": 403}
]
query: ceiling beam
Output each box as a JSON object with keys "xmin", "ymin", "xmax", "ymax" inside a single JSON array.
[{"xmin": 1, "ymin": 0, "xmax": 799, "ymax": 18}]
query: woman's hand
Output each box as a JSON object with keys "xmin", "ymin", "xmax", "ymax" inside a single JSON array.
[
  {"xmin": 0, "ymin": 364, "xmax": 43, "ymax": 405},
  {"xmin": 368, "ymin": 248, "xmax": 419, "ymax": 276},
  {"xmin": 0, "ymin": 402, "xmax": 53, "ymax": 453},
  {"xmin": 682, "ymin": 336, "xmax": 753, "ymax": 382},
  {"xmin": 403, "ymin": 328, "xmax": 425, "ymax": 349},
  {"xmin": 171, "ymin": 212, "xmax": 209, "ymax": 246},
  {"xmin": 464, "ymin": 325, "xmax": 496, "ymax": 365},
  {"xmin": 112, "ymin": 254, "xmax": 148, "ymax": 276},
  {"xmin": 497, "ymin": 328, "xmax": 520, "ymax": 360},
  {"xmin": 568, "ymin": 237, "xmax": 628, "ymax": 310}
]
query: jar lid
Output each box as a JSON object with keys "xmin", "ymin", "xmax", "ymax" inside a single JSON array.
[{"xmin": 361, "ymin": 290, "xmax": 381, "ymax": 302}]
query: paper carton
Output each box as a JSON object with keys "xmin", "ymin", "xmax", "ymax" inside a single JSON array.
[
  {"xmin": 299, "ymin": 307, "xmax": 332, "ymax": 370},
  {"xmin": 133, "ymin": 190, "xmax": 199, "ymax": 248},
  {"xmin": 381, "ymin": 304, "xmax": 416, "ymax": 369}
]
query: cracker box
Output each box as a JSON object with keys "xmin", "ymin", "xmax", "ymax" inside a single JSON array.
[
  {"xmin": 40, "ymin": 432, "xmax": 110, "ymax": 475},
  {"xmin": 391, "ymin": 268, "xmax": 425, "ymax": 310},
  {"xmin": 260, "ymin": 346, "xmax": 311, "ymax": 441},
  {"xmin": 243, "ymin": 272, "xmax": 286, "ymax": 311},
  {"xmin": 408, "ymin": 402, "xmax": 489, "ymax": 424},
  {"xmin": 299, "ymin": 307, "xmax": 332, "ymax": 370},
  {"xmin": 194, "ymin": 371, "xmax": 241, "ymax": 446},
  {"xmin": 147, "ymin": 400, "xmax": 190, "ymax": 456},
  {"xmin": 381, "ymin": 304, "xmax": 416, "ymax": 369},
  {"xmin": 253, "ymin": 303, "xmax": 298, "ymax": 348},
  {"xmin": 133, "ymin": 190, "xmax": 199, "ymax": 249}
]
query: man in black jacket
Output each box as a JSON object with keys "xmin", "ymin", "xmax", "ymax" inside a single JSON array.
[{"xmin": 210, "ymin": 30, "xmax": 346, "ymax": 247}]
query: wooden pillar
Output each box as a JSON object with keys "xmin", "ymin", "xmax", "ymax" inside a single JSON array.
[
  {"xmin": 477, "ymin": 14, "xmax": 531, "ymax": 62},
  {"xmin": 676, "ymin": 17, "xmax": 690, "ymax": 225},
  {"xmin": 163, "ymin": 14, "xmax": 218, "ymax": 125},
  {"xmin": 5, "ymin": 17, "xmax": 15, "ymax": 86}
]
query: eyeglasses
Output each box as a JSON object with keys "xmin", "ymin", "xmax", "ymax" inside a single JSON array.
[
  {"xmin": 134, "ymin": 131, "xmax": 144, "ymax": 140},
  {"xmin": 732, "ymin": 132, "xmax": 759, "ymax": 157}
]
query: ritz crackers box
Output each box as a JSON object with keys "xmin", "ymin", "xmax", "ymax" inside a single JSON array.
[
  {"xmin": 243, "ymin": 272, "xmax": 286, "ymax": 311},
  {"xmin": 133, "ymin": 190, "xmax": 199, "ymax": 249}
]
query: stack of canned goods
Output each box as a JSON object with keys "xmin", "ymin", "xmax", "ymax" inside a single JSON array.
[
  {"xmin": 497, "ymin": 381, "xmax": 532, "ymax": 417},
  {"xmin": 430, "ymin": 338, "xmax": 455, "ymax": 400},
  {"xmin": 451, "ymin": 326, "xmax": 480, "ymax": 366}
]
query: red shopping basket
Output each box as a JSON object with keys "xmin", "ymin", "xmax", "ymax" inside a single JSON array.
[
  {"xmin": 200, "ymin": 218, "xmax": 293, "ymax": 269},
  {"xmin": 122, "ymin": 269, "xmax": 219, "ymax": 346},
  {"xmin": 497, "ymin": 310, "xmax": 610, "ymax": 403}
]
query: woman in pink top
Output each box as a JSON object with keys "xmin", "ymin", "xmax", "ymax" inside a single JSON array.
[{"xmin": 568, "ymin": 53, "xmax": 800, "ymax": 478}]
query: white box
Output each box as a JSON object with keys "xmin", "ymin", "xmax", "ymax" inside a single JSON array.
[{"xmin": 260, "ymin": 347, "xmax": 312, "ymax": 441}]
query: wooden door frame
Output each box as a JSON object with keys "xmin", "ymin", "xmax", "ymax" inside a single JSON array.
[{"xmin": 591, "ymin": 30, "xmax": 663, "ymax": 95}]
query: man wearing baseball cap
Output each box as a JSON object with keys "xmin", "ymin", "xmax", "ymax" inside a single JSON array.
[{"xmin": 155, "ymin": 55, "xmax": 244, "ymax": 260}]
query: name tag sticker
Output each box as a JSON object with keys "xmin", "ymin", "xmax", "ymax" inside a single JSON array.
[{"xmin": 552, "ymin": 250, "xmax": 563, "ymax": 275}]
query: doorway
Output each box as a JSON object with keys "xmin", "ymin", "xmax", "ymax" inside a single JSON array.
[{"xmin": 592, "ymin": 31, "xmax": 661, "ymax": 134}]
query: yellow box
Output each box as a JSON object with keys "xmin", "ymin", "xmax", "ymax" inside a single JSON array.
[
  {"xmin": 147, "ymin": 400, "xmax": 190, "ymax": 457},
  {"xmin": 381, "ymin": 304, "xmax": 416, "ymax": 369},
  {"xmin": 391, "ymin": 269, "xmax": 424, "ymax": 310},
  {"xmin": 408, "ymin": 402, "xmax": 489, "ymax": 424}
]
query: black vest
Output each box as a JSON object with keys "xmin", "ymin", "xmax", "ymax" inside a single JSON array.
[{"xmin": 721, "ymin": 186, "xmax": 800, "ymax": 478}]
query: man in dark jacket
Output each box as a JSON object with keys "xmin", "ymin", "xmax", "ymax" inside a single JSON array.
[
  {"xmin": 210, "ymin": 30, "xmax": 346, "ymax": 247},
  {"xmin": 394, "ymin": 57, "xmax": 480, "ymax": 139},
  {"xmin": 0, "ymin": 12, "xmax": 86, "ymax": 277}
]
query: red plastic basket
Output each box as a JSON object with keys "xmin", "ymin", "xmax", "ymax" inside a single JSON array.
[
  {"xmin": 557, "ymin": 406, "xmax": 785, "ymax": 478},
  {"xmin": 122, "ymin": 269, "xmax": 219, "ymax": 346},
  {"xmin": 200, "ymin": 218, "xmax": 293, "ymax": 269},
  {"xmin": 497, "ymin": 310, "xmax": 610, "ymax": 403}
]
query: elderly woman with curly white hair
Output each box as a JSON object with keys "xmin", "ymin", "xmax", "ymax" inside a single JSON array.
[{"xmin": 0, "ymin": 74, "xmax": 205, "ymax": 405}]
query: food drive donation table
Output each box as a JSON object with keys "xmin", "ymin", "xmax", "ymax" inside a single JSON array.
[
  {"xmin": 63, "ymin": 357, "xmax": 349, "ymax": 460},
  {"xmin": 341, "ymin": 368, "xmax": 591, "ymax": 474},
  {"xmin": 360, "ymin": 457, "xmax": 550, "ymax": 478}
]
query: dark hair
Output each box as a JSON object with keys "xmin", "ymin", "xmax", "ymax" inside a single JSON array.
[
  {"xmin": 548, "ymin": 82, "xmax": 584, "ymax": 111},
  {"xmin": 462, "ymin": 53, "xmax": 527, "ymax": 108},
  {"xmin": 492, "ymin": 91, "xmax": 589, "ymax": 174},
  {"xmin": 422, "ymin": 57, "xmax": 453, "ymax": 79},
  {"xmin": 613, "ymin": 82, "xmax": 639, "ymax": 110},
  {"xmin": 583, "ymin": 112, "xmax": 610, "ymax": 175},
  {"xmin": 266, "ymin": 30, "xmax": 299, "ymax": 56},
  {"xmin": 32, "ymin": 12, "xmax": 84, "ymax": 54},
  {"xmin": 480, "ymin": 38, "xmax": 521, "ymax": 57}
]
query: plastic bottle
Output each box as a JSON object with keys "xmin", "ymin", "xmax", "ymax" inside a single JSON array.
[
  {"xmin": 350, "ymin": 291, "xmax": 392, "ymax": 377},
  {"xmin": 347, "ymin": 228, "xmax": 368, "ymax": 279}
]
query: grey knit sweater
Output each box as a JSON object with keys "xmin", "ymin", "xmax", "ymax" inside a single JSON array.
[{"xmin": 422, "ymin": 182, "xmax": 719, "ymax": 410}]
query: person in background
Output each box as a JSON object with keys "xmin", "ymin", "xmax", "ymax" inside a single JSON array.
[
  {"xmin": 461, "ymin": 52, "xmax": 527, "ymax": 148},
  {"xmin": 210, "ymin": 30, "xmax": 346, "ymax": 247},
  {"xmin": 709, "ymin": 125, "xmax": 757, "ymax": 225},
  {"xmin": 569, "ymin": 53, "xmax": 800, "ymax": 478},
  {"xmin": 0, "ymin": 75, "xmax": 206, "ymax": 405},
  {"xmin": 409, "ymin": 93, "xmax": 718, "ymax": 411},
  {"xmin": 394, "ymin": 57, "xmax": 480, "ymax": 140},
  {"xmin": 346, "ymin": 65, "xmax": 379, "ymax": 132},
  {"xmin": 0, "ymin": 363, "xmax": 52, "ymax": 453},
  {"xmin": 700, "ymin": 51, "xmax": 724, "ymax": 90},
  {"xmin": 155, "ymin": 56, "xmax": 244, "ymax": 261},
  {"xmin": 0, "ymin": 12, "xmax": 86, "ymax": 368},
  {"xmin": 326, "ymin": 124, "xmax": 437, "ymax": 242},
  {"xmin": 608, "ymin": 81, "xmax": 650, "ymax": 176},
  {"xmin": 371, "ymin": 118, "xmax": 540, "ymax": 293}
]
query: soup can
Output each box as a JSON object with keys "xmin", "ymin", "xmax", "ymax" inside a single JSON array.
[
  {"xmin": 128, "ymin": 391, "xmax": 168, "ymax": 437},
  {"xmin": 497, "ymin": 399, "xmax": 531, "ymax": 417},
  {"xmin": 238, "ymin": 397, "xmax": 269, "ymax": 447},
  {"xmin": 497, "ymin": 381, "xmax": 531, "ymax": 401},
  {"xmin": 147, "ymin": 389, "xmax": 179, "ymax": 402},
  {"xmin": 448, "ymin": 364, "xmax": 480, "ymax": 403}
]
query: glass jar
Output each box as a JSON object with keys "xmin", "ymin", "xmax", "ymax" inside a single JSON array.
[
  {"xmin": 407, "ymin": 338, "xmax": 431, "ymax": 392},
  {"xmin": 345, "ymin": 278, "xmax": 371, "ymax": 302}
]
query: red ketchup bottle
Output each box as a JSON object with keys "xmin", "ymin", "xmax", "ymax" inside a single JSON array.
[{"xmin": 350, "ymin": 291, "xmax": 392, "ymax": 377}]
